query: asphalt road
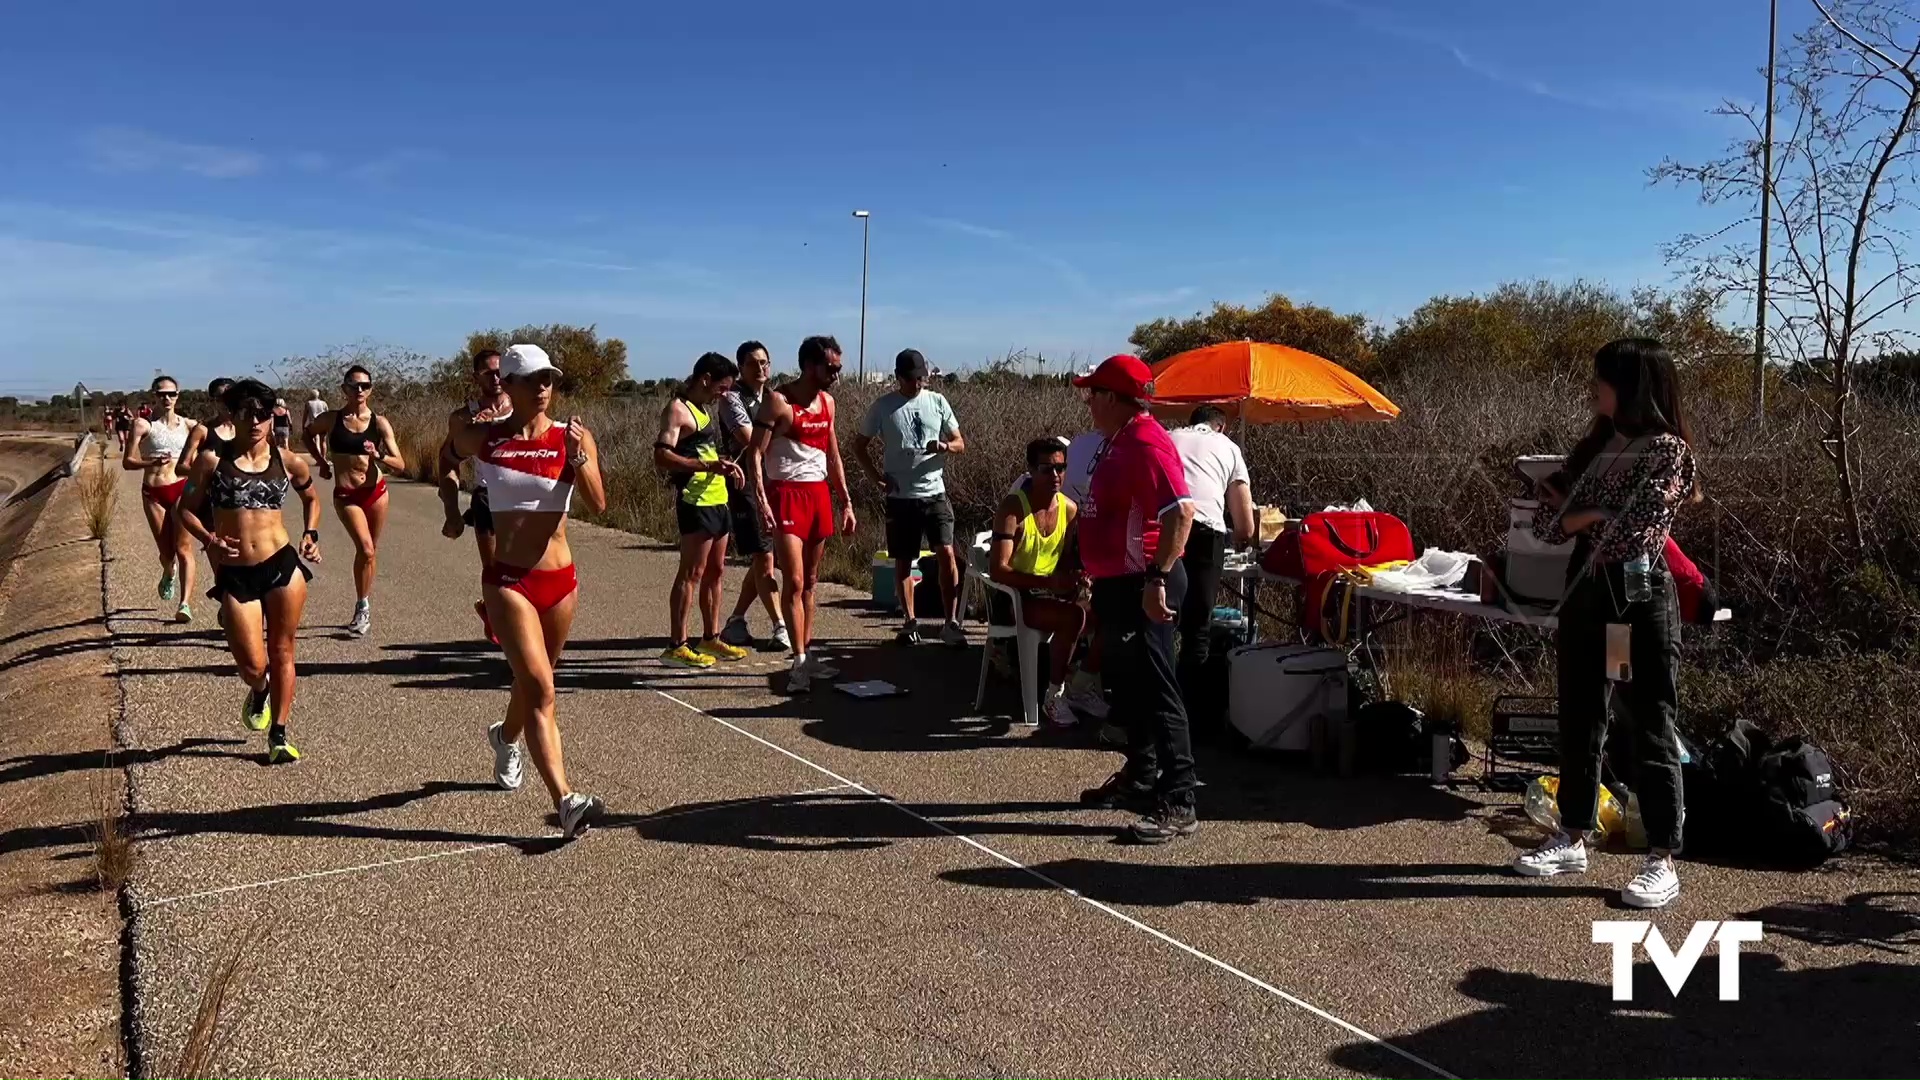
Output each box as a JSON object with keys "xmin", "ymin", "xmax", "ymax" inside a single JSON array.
[{"xmin": 92, "ymin": 473, "xmax": 1919, "ymax": 1078}]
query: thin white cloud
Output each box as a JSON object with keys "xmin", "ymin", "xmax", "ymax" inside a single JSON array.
[
  {"xmin": 1114, "ymin": 286, "xmax": 1199, "ymax": 311},
  {"xmin": 80, "ymin": 126, "xmax": 265, "ymax": 179},
  {"xmin": 347, "ymin": 148, "xmax": 441, "ymax": 183},
  {"xmin": 925, "ymin": 216, "xmax": 1012, "ymax": 241},
  {"xmin": 922, "ymin": 215, "xmax": 1098, "ymax": 300}
]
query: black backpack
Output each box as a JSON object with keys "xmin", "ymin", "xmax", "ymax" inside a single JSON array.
[
  {"xmin": 1684, "ymin": 721, "xmax": 1851, "ymax": 866},
  {"xmin": 1756, "ymin": 738, "xmax": 1851, "ymax": 863}
]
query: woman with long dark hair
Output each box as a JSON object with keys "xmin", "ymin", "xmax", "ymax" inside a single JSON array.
[
  {"xmin": 1514, "ymin": 337, "xmax": 1699, "ymax": 909},
  {"xmin": 177, "ymin": 379, "xmax": 322, "ymax": 764},
  {"xmin": 449, "ymin": 345, "xmax": 608, "ymax": 839}
]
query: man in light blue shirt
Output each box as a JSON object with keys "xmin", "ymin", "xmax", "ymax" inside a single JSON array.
[{"xmin": 853, "ymin": 348, "xmax": 968, "ymax": 645}]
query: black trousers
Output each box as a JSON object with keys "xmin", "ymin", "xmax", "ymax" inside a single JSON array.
[
  {"xmin": 1175, "ymin": 523, "xmax": 1228, "ymax": 712},
  {"xmin": 1093, "ymin": 565, "xmax": 1197, "ymax": 804},
  {"xmin": 1555, "ymin": 560, "xmax": 1685, "ymax": 850}
]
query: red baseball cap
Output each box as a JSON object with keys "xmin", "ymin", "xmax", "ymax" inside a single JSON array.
[{"xmin": 1073, "ymin": 354, "xmax": 1156, "ymax": 399}]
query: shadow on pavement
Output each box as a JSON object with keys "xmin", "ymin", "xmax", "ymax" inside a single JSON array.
[
  {"xmin": 0, "ymin": 736, "xmax": 249, "ymax": 787},
  {"xmin": 0, "ymin": 780, "xmax": 531, "ymax": 857},
  {"xmin": 939, "ymin": 855, "xmax": 1616, "ymax": 906},
  {"xmin": 1330, "ymin": 949, "xmax": 1920, "ymax": 1078},
  {"xmin": 628, "ymin": 790, "xmax": 1120, "ymax": 852},
  {"xmin": 1738, "ymin": 890, "xmax": 1920, "ymax": 953}
]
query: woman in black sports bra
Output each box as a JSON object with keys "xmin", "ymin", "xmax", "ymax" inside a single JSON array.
[
  {"xmin": 180, "ymin": 378, "xmax": 323, "ymax": 766},
  {"xmin": 303, "ymin": 363, "xmax": 405, "ymax": 637}
]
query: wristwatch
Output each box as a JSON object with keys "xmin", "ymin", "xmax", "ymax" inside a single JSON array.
[{"xmin": 568, "ymin": 450, "xmax": 589, "ymax": 468}]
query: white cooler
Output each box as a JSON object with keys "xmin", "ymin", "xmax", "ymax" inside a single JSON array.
[{"xmin": 1228, "ymin": 642, "xmax": 1350, "ymax": 752}]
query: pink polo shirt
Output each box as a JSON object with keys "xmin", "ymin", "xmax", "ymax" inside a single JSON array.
[{"xmin": 1080, "ymin": 413, "xmax": 1191, "ymax": 580}]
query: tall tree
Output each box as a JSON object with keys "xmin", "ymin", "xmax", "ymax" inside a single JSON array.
[
  {"xmin": 440, "ymin": 324, "xmax": 630, "ymax": 398},
  {"xmin": 1128, "ymin": 294, "xmax": 1375, "ymax": 370},
  {"xmin": 1656, "ymin": 0, "xmax": 1920, "ymax": 555}
]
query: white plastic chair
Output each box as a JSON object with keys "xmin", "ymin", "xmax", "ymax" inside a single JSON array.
[{"xmin": 966, "ymin": 530, "xmax": 1047, "ymax": 726}]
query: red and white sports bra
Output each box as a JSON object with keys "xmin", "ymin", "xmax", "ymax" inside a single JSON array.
[
  {"xmin": 766, "ymin": 391, "xmax": 834, "ymax": 483},
  {"xmin": 475, "ymin": 421, "xmax": 574, "ymax": 512}
]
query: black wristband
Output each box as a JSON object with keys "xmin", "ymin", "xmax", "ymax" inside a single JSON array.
[
  {"xmin": 1144, "ymin": 566, "xmax": 1170, "ymax": 581},
  {"xmin": 303, "ymin": 529, "xmax": 320, "ymax": 541}
]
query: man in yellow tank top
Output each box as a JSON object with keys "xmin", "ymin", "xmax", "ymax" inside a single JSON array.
[
  {"xmin": 987, "ymin": 437, "xmax": 1090, "ymax": 727},
  {"xmin": 654, "ymin": 352, "xmax": 750, "ymax": 668}
]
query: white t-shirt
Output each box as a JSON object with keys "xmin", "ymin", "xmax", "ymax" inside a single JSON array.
[
  {"xmin": 304, "ymin": 399, "xmax": 328, "ymax": 423},
  {"xmin": 1168, "ymin": 424, "xmax": 1249, "ymax": 534}
]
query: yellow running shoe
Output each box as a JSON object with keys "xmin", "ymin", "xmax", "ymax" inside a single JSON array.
[
  {"xmin": 660, "ymin": 643, "xmax": 717, "ymax": 669},
  {"xmin": 696, "ymin": 637, "xmax": 749, "ymax": 662},
  {"xmin": 241, "ymin": 683, "xmax": 272, "ymax": 732},
  {"xmin": 266, "ymin": 737, "xmax": 300, "ymax": 765}
]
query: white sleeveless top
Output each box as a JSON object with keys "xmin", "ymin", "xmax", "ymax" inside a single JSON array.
[
  {"xmin": 142, "ymin": 415, "xmax": 191, "ymax": 462},
  {"xmin": 474, "ymin": 421, "xmax": 574, "ymax": 513}
]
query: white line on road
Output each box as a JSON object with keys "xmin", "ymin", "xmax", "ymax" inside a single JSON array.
[
  {"xmin": 654, "ymin": 689, "xmax": 1458, "ymax": 1080},
  {"xmin": 137, "ymin": 782, "xmax": 859, "ymax": 910}
]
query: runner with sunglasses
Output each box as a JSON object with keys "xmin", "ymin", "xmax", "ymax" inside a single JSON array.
[
  {"xmin": 746, "ymin": 335, "xmax": 857, "ymax": 693},
  {"xmin": 439, "ymin": 348, "xmax": 513, "ymax": 642},
  {"xmin": 304, "ymin": 364, "xmax": 405, "ymax": 636},
  {"xmin": 448, "ymin": 345, "xmax": 607, "ymax": 839},
  {"xmin": 122, "ymin": 375, "xmax": 202, "ymax": 622},
  {"xmin": 177, "ymin": 379, "xmax": 322, "ymax": 765}
]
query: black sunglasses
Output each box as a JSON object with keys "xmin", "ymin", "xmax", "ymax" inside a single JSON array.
[
  {"xmin": 1038, "ymin": 462, "xmax": 1069, "ymax": 474},
  {"xmin": 155, "ymin": 390, "xmax": 179, "ymax": 398},
  {"xmin": 344, "ymin": 381, "xmax": 373, "ymax": 391}
]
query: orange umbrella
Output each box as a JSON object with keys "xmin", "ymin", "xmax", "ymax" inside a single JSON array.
[{"xmin": 1146, "ymin": 340, "xmax": 1399, "ymax": 425}]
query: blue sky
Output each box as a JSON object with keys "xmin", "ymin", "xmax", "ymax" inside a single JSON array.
[{"xmin": 1, "ymin": 0, "xmax": 1785, "ymax": 394}]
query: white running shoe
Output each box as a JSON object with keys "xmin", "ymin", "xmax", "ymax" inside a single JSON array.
[
  {"xmin": 1621, "ymin": 854, "xmax": 1681, "ymax": 909},
  {"xmin": 557, "ymin": 792, "xmax": 603, "ymax": 839},
  {"xmin": 1040, "ymin": 686, "xmax": 1077, "ymax": 728},
  {"xmin": 488, "ymin": 721, "xmax": 523, "ymax": 791},
  {"xmin": 770, "ymin": 623, "xmax": 792, "ymax": 652},
  {"xmin": 720, "ymin": 616, "xmax": 753, "ymax": 647},
  {"xmin": 1512, "ymin": 832, "xmax": 1589, "ymax": 877},
  {"xmin": 939, "ymin": 620, "xmax": 967, "ymax": 648},
  {"xmin": 347, "ymin": 601, "xmax": 371, "ymax": 637}
]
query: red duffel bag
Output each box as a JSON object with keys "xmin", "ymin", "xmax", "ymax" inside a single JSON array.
[{"xmin": 1261, "ymin": 511, "xmax": 1416, "ymax": 579}]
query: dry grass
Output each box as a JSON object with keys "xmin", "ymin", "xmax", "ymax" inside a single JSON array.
[
  {"xmin": 77, "ymin": 459, "xmax": 116, "ymax": 541},
  {"xmin": 89, "ymin": 765, "xmax": 134, "ymax": 894},
  {"xmin": 173, "ymin": 922, "xmax": 266, "ymax": 1080}
]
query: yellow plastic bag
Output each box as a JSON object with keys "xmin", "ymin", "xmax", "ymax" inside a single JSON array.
[{"xmin": 1523, "ymin": 776, "xmax": 1626, "ymax": 841}]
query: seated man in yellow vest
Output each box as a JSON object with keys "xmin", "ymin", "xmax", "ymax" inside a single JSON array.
[
  {"xmin": 987, "ymin": 437, "xmax": 1091, "ymax": 727},
  {"xmin": 654, "ymin": 352, "xmax": 750, "ymax": 669}
]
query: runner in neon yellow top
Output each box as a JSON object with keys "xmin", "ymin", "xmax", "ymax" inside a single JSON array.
[{"xmin": 654, "ymin": 353, "xmax": 750, "ymax": 668}]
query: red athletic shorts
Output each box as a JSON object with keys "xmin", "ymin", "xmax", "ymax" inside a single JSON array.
[
  {"xmin": 333, "ymin": 478, "xmax": 388, "ymax": 510},
  {"xmin": 484, "ymin": 562, "xmax": 578, "ymax": 613},
  {"xmin": 141, "ymin": 478, "xmax": 188, "ymax": 507},
  {"xmin": 767, "ymin": 480, "xmax": 834, "ymax": 543}
]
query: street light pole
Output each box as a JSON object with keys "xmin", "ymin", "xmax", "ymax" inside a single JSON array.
[
  {"xmin": 1754, "ymin": 0, "xmax": 1778, "ymax": 427},
  {"xmin": 853, "ymin": 209, "xmax": 871, "ymax": 382}
]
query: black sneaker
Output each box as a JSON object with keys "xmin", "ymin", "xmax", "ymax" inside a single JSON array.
[
  {"xmin": 1080, "ymin": 771, "xmax": 1154, "ymax": 810},
  {"xmin": 895, "ymin": 621, "xmax": 921, "ymax": 646},
  {"xmin": 1129, "ymin": 800, "xmax": 1199, "ymax": 844}
]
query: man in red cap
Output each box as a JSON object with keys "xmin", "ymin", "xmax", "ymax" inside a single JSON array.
[{"xmin": 1072, "ymin": 354, "xmax": 1200, "ymax": 843}]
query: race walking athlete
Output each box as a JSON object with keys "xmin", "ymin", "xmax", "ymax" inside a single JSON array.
[
  {"xmin": 654, "ymin": 351, "xmax": 748, "ymax": 669},
  {"xmin": 176, "ymin": 379, "xmax": 322, "ymax": 765},
  {"xmin": 449, "ymin": 344, "xmax": 607, "ymax": 839},
  {"xmin": 175, "ymin": 377, "xmax": 238, "ymax": 626},
  {"xmin": 745, "ymin": 335, "xmax": 856, "ymax": 694},
  {"xmin": 122, "ymin": 375, "xmax": 201, "ymax": 623},
  {"xmin": 439, "ymin": 348, "xmax": 513, "ymax": 642},
  {"xmin": 719, "ymin": 340, "xmax": 788, "ymax": 652},
  {"xmin": 304, "ymin": 364, "xmax": 405, "ymax": 636}
]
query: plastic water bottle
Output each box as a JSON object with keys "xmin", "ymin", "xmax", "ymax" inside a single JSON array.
[{"xmin": 1624, "ymin": 554, "xmax": 1652, "ymax": 602}]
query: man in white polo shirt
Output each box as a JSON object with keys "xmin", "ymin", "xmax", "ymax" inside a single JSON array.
[{"xmin": 1167, "ymin": 405, "xmax": 1255, "ymax": 722}]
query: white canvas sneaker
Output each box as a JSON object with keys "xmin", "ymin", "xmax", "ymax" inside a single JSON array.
[{"xmin": 1512, "ymin": 832, "xmax": 1589, "ymax": 877}]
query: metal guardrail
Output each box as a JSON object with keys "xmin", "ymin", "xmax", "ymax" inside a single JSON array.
[{"xmin": 0, "ymin": 432, "xmax": 92, "ymax": 511}]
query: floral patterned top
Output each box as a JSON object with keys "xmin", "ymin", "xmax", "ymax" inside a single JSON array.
[{"xmin": 1533, "ymin": 432, "xmax": 1697, "ymax": 566}]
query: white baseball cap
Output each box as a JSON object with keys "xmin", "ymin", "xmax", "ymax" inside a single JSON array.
[{"xmin": 502, "ymin": 344, "xmax": 562, "ymax": 380}]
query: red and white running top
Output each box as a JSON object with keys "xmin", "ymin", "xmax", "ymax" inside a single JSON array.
[
  {"xmin": 475, "ymin": 420, "xmax": 574, "ymax": 512},
  {"xmin": 765, "ymin": 390, "xmax": 835, "ymax": 483}
]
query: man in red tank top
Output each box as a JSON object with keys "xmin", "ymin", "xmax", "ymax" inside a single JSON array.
[{"xmin": 745, "ymin": 335, "xmax": 857, "ymax": 693}]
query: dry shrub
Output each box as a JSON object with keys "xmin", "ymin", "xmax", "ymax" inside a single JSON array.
[
  {"xmin": 173, "ymin": 921, "xmax": 267, "ymax": 1080},
  {"xmin": 90, "ymin": 764, "xmax": 134, "ymax": 893},
  {"xmin": 77, "ymin": 460, "xmax": 116, "ymax": 541}
]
